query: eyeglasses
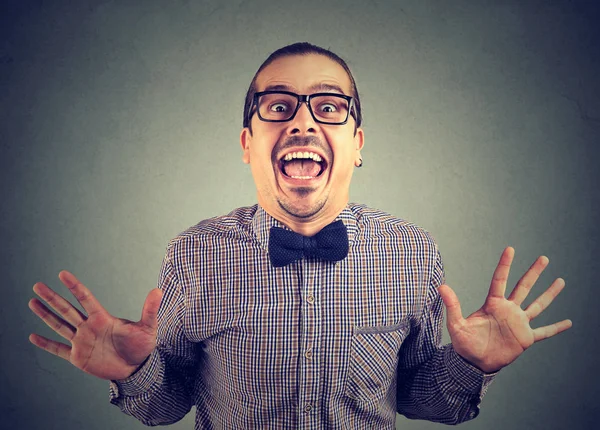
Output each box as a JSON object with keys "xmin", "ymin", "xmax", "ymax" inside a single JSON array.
[{"xmin": 249, "ymin": 91, "xmax": 355, "ymax": 125}]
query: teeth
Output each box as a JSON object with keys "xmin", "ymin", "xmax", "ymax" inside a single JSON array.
[
  {"xmin": 291, "ymin": 176, "xmax": 315, "ymax": 179},
  {"xmin": 282, "ymin": 152, "xmax": 323, "ymax": 162}
]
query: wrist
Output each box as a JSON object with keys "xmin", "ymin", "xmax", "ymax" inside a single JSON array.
[
  {"xmin": 128, "ymin": 355, "xmax": 151, "ymax": 377},
  {"xmin": 455, "ymin": 351, "xmax": 502, "ymax": 374}
]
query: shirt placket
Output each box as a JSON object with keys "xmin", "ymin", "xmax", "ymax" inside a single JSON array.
[{"xmin": 297, "ymin": 258, "xmax": 322, "ymax": 428}]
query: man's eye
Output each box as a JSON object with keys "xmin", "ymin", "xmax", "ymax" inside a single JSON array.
[
  {"xmin": 270, "ymin": 103, "xmax": 289, "ymax": 112},
  {"xmin": 319, "ymin": 103, "xmax": 337, "ymax": 113}
]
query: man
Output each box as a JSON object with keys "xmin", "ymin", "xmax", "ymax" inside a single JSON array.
[{"xmin": 28, "ymin": 42, "xmax": 572, "ymax": 429}]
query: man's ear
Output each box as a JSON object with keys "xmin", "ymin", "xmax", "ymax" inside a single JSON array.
[
  {"xmin": 354, "ymin": 127, "xmax": 364, "ymax": 167},
  {"xmin": 240, "ymin": 127, "xmax": 251, "ymax": 164}
]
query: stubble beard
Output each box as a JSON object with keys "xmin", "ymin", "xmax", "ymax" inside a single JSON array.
[{"xmin": 277, "ymin": 188, "xmax": 328, "ymax": 219}]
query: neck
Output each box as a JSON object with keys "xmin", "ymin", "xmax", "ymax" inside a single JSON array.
[{"xmin": 262, "ymin": 202, "xmax": 347, "ymax": 236}]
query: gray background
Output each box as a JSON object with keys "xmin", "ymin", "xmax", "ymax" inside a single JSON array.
[{"xmin": 2, "ymin": 0, "xmax": 598, "ymax": 429}]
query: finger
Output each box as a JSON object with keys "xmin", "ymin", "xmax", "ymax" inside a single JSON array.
[
  {"xmin": 29, "ymin": 333, "xmax": 72, "ymax": 362},
  {"xmin": 140, "ymin": 288, "xmax": 163, "ymax": 330},
  {"xmin": 507, "ymin": 255, "xmax": 549, "ymax": 306},
  {"xmin": 28, "ymin": 298, "xmax": 76, "ymax": 341},
  {"xmin": 532, "ymin": 319, "xmax": 573, "ymax": 342},
  {"xmin": 32, "ymin": 282, "xmax": 86, "ymax": 328},
  {"xmin": 437, "ymin": 284, "xmax": 464, "ymax": 325},
  {"xmin": 58, "ymin": 271, "xmax": 107, "ymax": 317},
  {"xmin": 525, "ymin": 277, "xmax": 566, "ymax": 320},
  {"xmin": 487, "ymin": 246, "xmax": 515, "ymax": 300}
]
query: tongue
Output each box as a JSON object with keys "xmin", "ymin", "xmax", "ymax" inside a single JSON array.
[{"xmin": 283, "ymin": 159, "xmax": 321, "ymax": 177}]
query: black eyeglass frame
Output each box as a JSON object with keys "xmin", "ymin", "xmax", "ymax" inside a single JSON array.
[{"xmin": 248, "ymin": 90, "xmax": 356, "ymax": 126}]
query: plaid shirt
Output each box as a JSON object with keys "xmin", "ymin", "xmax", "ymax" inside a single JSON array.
[{"xmin": 109, "ymin": 204, "xmax": 496, "ymax": 429}]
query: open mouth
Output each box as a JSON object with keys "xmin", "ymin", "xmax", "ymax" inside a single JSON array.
[{"xmin": 278, "ymin": 151, "xmax": 328, "ymax": 180}]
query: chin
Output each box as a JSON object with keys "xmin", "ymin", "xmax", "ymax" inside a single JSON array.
[{"xmin": 277, "ymin": 195, "xmax": 328, "ymax": 219}]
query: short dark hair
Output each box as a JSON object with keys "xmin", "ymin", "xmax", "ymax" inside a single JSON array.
[{"xmin": 242, "ymin": 42, "xmax": 363, "ymax": 134}]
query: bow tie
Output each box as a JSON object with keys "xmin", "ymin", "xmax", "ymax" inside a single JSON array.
[{"xmin": 268, "ymin": 220, "xmax": 349, "ymax": 267}]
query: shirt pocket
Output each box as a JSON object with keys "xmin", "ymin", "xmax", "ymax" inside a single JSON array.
[{"xmin": 344, "ymin": 322, "xmax": 410, "ymax": 403}]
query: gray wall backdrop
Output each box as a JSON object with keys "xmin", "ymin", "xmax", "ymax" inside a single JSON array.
[{"xmin": 2, "ymin": 1, "xmax": 598, "ymax": 429}]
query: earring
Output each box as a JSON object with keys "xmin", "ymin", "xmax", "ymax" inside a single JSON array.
[{"xmin": 357, "ymin": 158, "xmax": 363, "ymax": 168}]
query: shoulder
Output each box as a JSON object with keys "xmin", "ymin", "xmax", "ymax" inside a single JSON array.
[
  {"xmin": 165, "ymin": 205, "xmax": 258, "ymax": 252},
  {"xmin": 348, "ymin": 203, "xmax": 439, "ymax": 251}
]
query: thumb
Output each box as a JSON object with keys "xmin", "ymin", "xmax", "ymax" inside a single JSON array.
[
  {"xmin": 437, "ymin": 284, "xmax": 463, "ymax": 325},
  {"xmin": 140, "ymin": 288, "xmax": 163, "ymax": 330}
]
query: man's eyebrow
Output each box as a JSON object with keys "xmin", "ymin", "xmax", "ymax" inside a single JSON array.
[
  {"xmin": 261, "ymin": 83, "xmax": 348, "ymax": 94},
  {"xmin": 308, "ymin": 83, "xmax": 346, "ymax": 94},
  {"xmin": 263, "ymin": 84, "xmax": 294, "ymax": 92}
]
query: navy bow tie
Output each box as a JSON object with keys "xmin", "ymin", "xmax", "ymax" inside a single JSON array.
[{"xmin": 268, "ymin": 220, "xmax": 349, "ymax": 267}]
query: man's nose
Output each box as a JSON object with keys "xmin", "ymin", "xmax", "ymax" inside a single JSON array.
[{"xmin": 286, "ymin": 101, "xmax": 319, "ymax": 135}]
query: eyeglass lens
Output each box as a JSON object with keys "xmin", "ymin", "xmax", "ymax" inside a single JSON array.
[{"xmin": 257, "ymin": 93, "xmax": 349, "ymax": 123}]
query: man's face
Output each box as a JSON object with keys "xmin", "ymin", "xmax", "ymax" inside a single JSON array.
[{"xmin": 240, "ymin": 54, "xmax": 364, "ymax": 229}]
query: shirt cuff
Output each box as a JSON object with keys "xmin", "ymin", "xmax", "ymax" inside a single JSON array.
[
  {"xmin": 109, "ymin": 348, "xmax": 164, "ymax": 400},
  {"xmin": 445, "ymin": 344, "xmax": 498, "ymax": 394}
]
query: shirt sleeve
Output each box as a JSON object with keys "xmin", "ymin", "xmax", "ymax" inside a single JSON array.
[
  {"xmin": 108, "ymin": 243, "xmax": 200, "ymax": 426},
  {"xmin": 396, "ymin": 247, "xmax": 498, "ymax": 424}
]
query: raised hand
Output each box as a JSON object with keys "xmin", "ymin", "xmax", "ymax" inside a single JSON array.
[
  {"xmin": 28, "ymin": 270, "xmax": 163, "ymax": 381},
  {"xmin": 437, "ymin": 247, "xmax": 572, "ymax": 373}
]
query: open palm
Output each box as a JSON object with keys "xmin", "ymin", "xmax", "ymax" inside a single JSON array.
[
  {"xmin": 28, "ymin": 271, "xmax": 163, "ymax": 381},
  {"xmin": 438, "ymin": 247, "xmax": 572, "ymax": 373}
]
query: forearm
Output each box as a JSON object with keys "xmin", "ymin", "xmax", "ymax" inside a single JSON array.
[
  {"xmin": 109, "ymin": 347, "xmax": 196, "ymax": 426},
  {"xmin": 108, "ymin": 243, "xmax": 200, "ymax": 425},
  {"xmin": 396, "ymin": 343, "xmax": 497, "ymax": 425}
]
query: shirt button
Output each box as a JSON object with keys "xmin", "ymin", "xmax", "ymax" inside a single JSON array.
[
  {"xmin": 305, "ymin": 349, "xmax": 313, "ymax": 359},
  {"xmin": 306, "ymin": 294, "xmax": 315, "ymax": 304},
  {"xmin": 304, "ymin": 404, "xmax": 313, "ymax": 413}
]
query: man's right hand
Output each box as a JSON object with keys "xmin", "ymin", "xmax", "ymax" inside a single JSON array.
[{"xmin": 28, "ymin": 270, "xmax": 163, "ymax": 381}]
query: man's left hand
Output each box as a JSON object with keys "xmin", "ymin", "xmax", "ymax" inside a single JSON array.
[{"xmin": 437, "ymin": 246, "xmax": 572, "ymax": 373}]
